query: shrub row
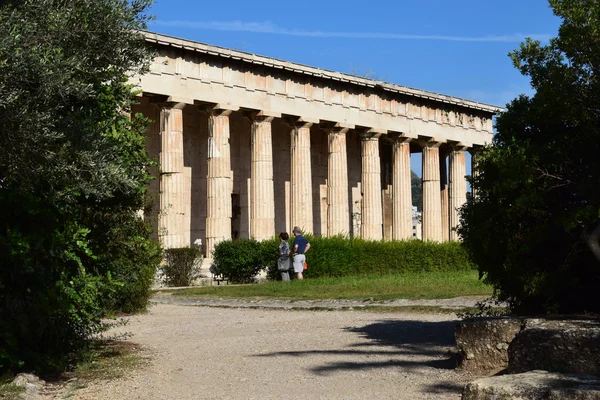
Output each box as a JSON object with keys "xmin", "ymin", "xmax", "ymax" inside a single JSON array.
[{"xmin": 212, "ymin": 236, "xmax": 474, "ymax": 282}]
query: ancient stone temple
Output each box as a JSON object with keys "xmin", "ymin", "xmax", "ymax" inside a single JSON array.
[{"xmin": 132, "ymin": 32, "xmax": 502, "ymax": 255}]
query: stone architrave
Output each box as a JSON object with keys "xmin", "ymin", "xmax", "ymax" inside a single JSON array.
[
  {"xmin": 159, "ymin": 104, "xmax": 186, "ymax": 248},
  {"xmin": 250, "ymin": 115, "xmax": 275, "ymax": 241},
  {"xmin": 205, "ymin": 109, "xmax": 233, "ymax": 256},
  {"xmin": 360, "ymin": 132, "xmax": 383, "ymax": 240},
  {"xmin": 449, "ymin": 145, "xmax": 468, "ymax": 241},
  {"xmin": 325, "ymin": 126, "xmax": 350, "ymax": 236},
  {"xmin": 439, "ymin": 147, "xmax": 449, "ymax": 242},
  {"xmin": 391, "ymin": 136, "xmax": 413, "ymax": 240},
  {"xmin": 289, "ymin": 120, "xmax": 314, "ymax": 234},
  {"xmin": 420, "ymin": 139, "xmax": 443, "ymax": 242}
]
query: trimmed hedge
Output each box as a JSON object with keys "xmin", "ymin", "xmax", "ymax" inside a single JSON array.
[
  {"xmin": 213, "ymin": 236, "xmax": 474, "ymax": 281},
  {"xmin": 213, "ymin": 239, "xmax": 278, "ymax": 283}
]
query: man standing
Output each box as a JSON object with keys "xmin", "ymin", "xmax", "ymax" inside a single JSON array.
[{"xmin": 291, "ymin": 226, "xmax": 310, "ymax": 280}]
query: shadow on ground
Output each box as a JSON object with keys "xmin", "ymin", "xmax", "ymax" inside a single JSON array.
[{"xmin": 256, "ymin": 319, "xmax": 462, "ymax": 392}]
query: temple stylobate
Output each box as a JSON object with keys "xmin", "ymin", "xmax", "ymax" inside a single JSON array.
[{"xmin": 132, "ymin": 31, "xmax": 503, "ymax": 256}]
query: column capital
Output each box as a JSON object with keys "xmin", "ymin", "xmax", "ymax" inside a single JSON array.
[
  {"xmin": 283, "ymin": 116, "xmax": 313, "ymax": 129},
  {"xmin": 447, "ymin": 141, "xmax": 470, "ymax": 152},
  {"xmin": 358, "ymin": 131, "xmax": 383, "ymax": 140},
  {"xmin": 417, "ymin": 137, "xmax": 443, "ymax": 149},
  {"xmin": 357, "ymin": 127, "xmax": 386, "ymax": 140},
  {"xmin": 320, "ymin": 121, "xmax": 354, "ymax": 132},
  {"xmin": 203, "ymin": 108, "xmax": 233, "ymax": 117},
  {"xmin": 388, "ymin": 132, "xmax": 412, "ymax": 144},
  {"xmin": 469, "ymin": 145, "xmax": 483, "ymax": 156},
  {"xmin": 246, "ymin": 111, "xmax": 275, "ymax": 123},
  {"xmin": 154, "ymin": 101, "xmax": 187, "ymax": 110},
  {"xmin": 323, "ymin": 126, "xmax": 349, "ymax": 135}
]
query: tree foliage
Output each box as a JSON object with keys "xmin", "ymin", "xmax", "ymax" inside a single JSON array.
[
  {"xmin": 411, "ymin": 170, "xmax": 422, "ymax": 211},
  {"xmin": 0, "ymin": 0, "xmax": 161, "ymax": 373},
  {"xmin": 459, "ymin": 0, "xmax": 600, "ymax": 315}
]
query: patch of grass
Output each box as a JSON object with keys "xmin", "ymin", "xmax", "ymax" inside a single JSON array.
[
  {"xmin": 169, "ymin": 270, "xmax": 492, "ymax": 301},
  {"xmin": 0, "ymin": 382, "xmax": 25, "ymax": 400},
  {"xmin": 71, "ymin": 341, "xmax": 146, "ymax": 381}
]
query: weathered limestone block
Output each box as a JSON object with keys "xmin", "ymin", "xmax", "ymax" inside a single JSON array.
[
  {"xmin": 462, "ymin": 370, "xmax": 600, "ymax": 400},
  {"xmin": 456, "ymin": 317, "xmax": 524, "ymax": 372},
  {"xmin": 509, "ymin": 319, "xmax": 600, "ymax": 376}
]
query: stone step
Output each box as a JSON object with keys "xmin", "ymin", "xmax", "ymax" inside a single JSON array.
[{"xmin": 462, "ymin": 370, "xmax": 600, "ymax": 400}]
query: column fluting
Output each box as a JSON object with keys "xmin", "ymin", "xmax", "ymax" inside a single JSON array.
[
  {"xmin": 326, "ymin": 127, "xmax": 350, "ymax": 236},
  {"xmin": 421, "ymin": 140, "xmax": 443, "ymax": 242},
  {"xmin": 206, "ymin": 109, "xmax": 232, "ymax": 256},
  {"xmin": 159, "ymin": 105, "xmax": 185, "ymax": 248},
  {"xmin": 449, "ymin": 146, "xmax": 467, "ymax": 241},
  {"xmin": 250, "ymin": 116, "xmax": 275, "ymax": 240},
  {"xmin": 392, "ymin": 137, "xmax": 413, "ymax": 240},
  {"xmin": 360, "ymin": 133, "xmax": 383, "ymax": 240},
  {"xmin": 440, "ymin": 148, "xmax": 449, "ymax": 242},
  {"xmin": 290, "ymin": 121, "xmax": 313, "ymax": 233}
]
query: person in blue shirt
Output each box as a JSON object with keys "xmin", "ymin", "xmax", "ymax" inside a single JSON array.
[{"xmin": 291, "ymin": 226, "xmax": 310, "ymax": 280}]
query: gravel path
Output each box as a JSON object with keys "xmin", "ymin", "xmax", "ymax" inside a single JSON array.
[
  {"xmin": 151, "ymin": 293, "xmax": 489, "ymax": 310},
  {"xmin": 70, "ymin": 302, "xmax": 480, "ymax": 400}
]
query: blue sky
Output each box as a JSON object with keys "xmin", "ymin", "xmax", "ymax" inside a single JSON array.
[{"xmin": 147, "ymin": 0, "xmax": 562, "ymax": 175}]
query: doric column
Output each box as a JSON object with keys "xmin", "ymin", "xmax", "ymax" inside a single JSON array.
[
  {"xmin": 449, "ymin": 145, "xmax": 468, "ymax": 241},
  {"xmin": 289, "ymin": 120, "xmax": 313, "ymax": 234},
  {"xmin": 250, "ymin": 115, "xmax": 275, "ymax": 241},
  {"xmin": 360, "ymin": 132, "xmax": 383, "ymax": 240},
  {"xmin": 159, "ymin": 104, "xmax": 185, "ymax": 248},
  {"xmin": 391, "ymin": 136, "xmax": 412, "ymax": 240},
  {"xmin": 206, "ymin": 109, "xmax": 233, "ymax": 256},
  {"xmin": 439, "ymin": 147, "xmax": 450, "ymax": 242},
  {"xmin": 470, "ymin": 147, "xmax": 482, "ymax": 199},
  {"xmin": 325, "ymin": 126, "xmax": 350, "ymax": 236},
  {"xmin": 420, "ymin": 140, "xmax": 443, "ymax": 242}
]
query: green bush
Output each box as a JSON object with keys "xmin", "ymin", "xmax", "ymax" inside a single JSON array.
[
  {"xmin": 213, "ymin": 239, "xmax": 278, "ymax": 283},
  {"xmin": 214, "ymin": 236, "xmax": 474, "ymax": 282},
  {"xmin": 0, "ymin": 0, "xmax": 155, "ymax": 374},
  {"xmin": 162, "ymin": 247, "xmax": 203, "ymax": 287}
]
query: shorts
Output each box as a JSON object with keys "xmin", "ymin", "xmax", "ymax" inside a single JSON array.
[{"xmin": 293, "ymin": 254, "xmax": 305, "ymax": 273}]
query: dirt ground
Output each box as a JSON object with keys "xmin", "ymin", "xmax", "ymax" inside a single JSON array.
[{"xmin": 64, "ymin": 302, "xmax": 480, "ymax": 400}]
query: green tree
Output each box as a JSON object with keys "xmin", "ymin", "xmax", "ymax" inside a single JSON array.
[
  {"xmin": 459, "ymin": 0, "xmax": 600, "ymax": 315},
  {"xmin": 0, "ymin": 0, "xmax": 161, "ymax": 373},
  {"xmin": 411, "ymin": 170, "xmax": 422, "ymax": 211}
]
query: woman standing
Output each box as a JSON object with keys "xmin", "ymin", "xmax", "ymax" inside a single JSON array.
[{"xmin": 277, "ymin": 232, "xmax": 292, "ymax": 281}]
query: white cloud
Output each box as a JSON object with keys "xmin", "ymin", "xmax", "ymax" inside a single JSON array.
[{"xmin": 152, "ymin": 20, "xmax": 551, "ymax": 43}]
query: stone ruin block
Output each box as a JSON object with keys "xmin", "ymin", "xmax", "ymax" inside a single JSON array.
[
  {"xmin": 509, "ymin": 319, "xmax": 600, "ymax": 376},
  {"xmin": 455, "ymin": 317, "xmax": 524, "ymax": 372},
  {"xmin": 462, "ymin": 370, "xmax": 600, "ymax": 400}
]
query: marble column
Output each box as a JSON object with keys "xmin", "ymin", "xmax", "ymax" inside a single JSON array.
[
  {"xmin": 159, "ymin": 104, "xmax": 185, "ymax": 248},
  {"xmin": 326, "ymin": 126, "xmax": 350, "ymax": 236},
  {"xmin": 392, "ymin": 137, "xmax": 413, "ymax": 240},
  {"xmin": 250, "ymin": 116, "xmax": 275, "ymax": 240},
  {"xmin": 439, "ymin": 147, "xmax": 449, "ymax": 242},
  {"xmin": 470, "ymin": 148, "xmax": 481, "ymax": 199},
  {"xmin": 289, "ymin": 121, "xmax": 313, "ymax": 234},
  {"xmin": 449, "ymin": 146, "xmax": 468, "ymax": 241},
  {"xmin": 360, "ymin": 133, "xmax": 383, "ymax": 240},
  {"xmin": 421, "ymin": 140, "xmax": 443, "ymax": 242},
  {"xmin": 206, "ymin": 109, "xmax": 232, "ymax": 256}
]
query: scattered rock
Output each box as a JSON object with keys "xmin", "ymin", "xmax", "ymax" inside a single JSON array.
[
  {"xmin": 455, "ymin": 317, "xmax": 524, "ymax": 372},
  {"xmin": 462, "ymin": 370, "xmax": 600, "ymax": 400},
  {"xmin": 11, "ymin": 373, "xmax": 45, "ymax": 400},
  {"xmin": 509, "ymin": 319, "xmax": 600, "ymax": 376},
  {"xmin": 12, "ymin": 373, "xmax": 44, "ymax": 389}
]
